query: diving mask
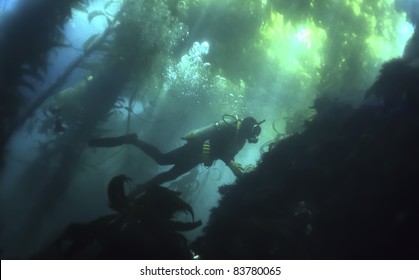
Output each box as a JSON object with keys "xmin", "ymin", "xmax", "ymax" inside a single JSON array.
[{"xmin": 247, "ymin": 119, "xmax": 265, "ymax": 143}]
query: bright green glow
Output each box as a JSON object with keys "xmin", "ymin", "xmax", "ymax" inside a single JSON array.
[
  {"xmin": 261, "ymin": 0, "xmax": 267, "ymax": 8},
  {"xmin": 364, "ymin": 11, "xmax": 413, "ymax": 61},
  {"xmin": 150, "ymin": 0, "xmax": 416, "ymax": 137},
  {"xmin": 261, "ymin": 12, "xmax": 327, "ymax": 87},
  {"xmin": 261, "ymin": 12, "xmax": 327, "ymax": 69},
  {"xmin": 345, "ymin": 0, "xmax": 363, "ymax": 16},
  {"xmin": 260, "ymin": 0, "xmax": 413, "ymax": 93},
  {"xmin": 250, "ymin": 0, "xmax": 415, "ymax": 137}
]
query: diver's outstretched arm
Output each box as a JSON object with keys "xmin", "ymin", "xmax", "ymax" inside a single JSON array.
[{"xmin": 226, "ymin": 160, "xmax": 245, "ymax": 177}]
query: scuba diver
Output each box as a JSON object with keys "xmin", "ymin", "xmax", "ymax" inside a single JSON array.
[{"xmin": 88, "ymin": 114, "xmax": 265, "ymax": 195}]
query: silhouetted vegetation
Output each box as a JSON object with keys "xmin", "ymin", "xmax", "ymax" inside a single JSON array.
[
  {"xmin": 0, "ymin": 0, "xmax": 87, "ymax": 168},
  {"xmin": 192, "ymin": 58, "xmax": 419, "ymax": 259},
  {"xmin": 1, "ymin": 0, "xmax": 418, "ymax": 260},
  {"xmin": 38, "ymin": 175, "xmax": 201, "ymax": 259}
]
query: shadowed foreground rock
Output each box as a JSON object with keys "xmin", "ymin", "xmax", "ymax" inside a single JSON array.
[{"xmin": 192, "ymin": 58, "xmax": 419, "ymax": 259}]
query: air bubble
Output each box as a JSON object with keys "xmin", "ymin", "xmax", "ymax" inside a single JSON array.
[{"xmin": 200, "ymin": 41, "xmax": 210, "ymax": 55}]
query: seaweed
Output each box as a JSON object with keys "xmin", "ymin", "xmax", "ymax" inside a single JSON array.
[
  {"xmin": 192, "ymin": 58, "xmax": 419, "ymax": 259},
  {"xmin": 38, "ymin": 175, "xmax": 201, "ymax": 259},
  {"xmin": 0, "ymin": 0, "xmax": 88, "ymax": 169}
]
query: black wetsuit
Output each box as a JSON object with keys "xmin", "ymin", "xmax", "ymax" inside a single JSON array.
[{"xmin": 88, "ymin": 124, "xmax": 246, "ymax": 192}]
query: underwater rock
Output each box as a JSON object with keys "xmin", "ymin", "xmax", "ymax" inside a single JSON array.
[{"xmin": 192, "ymin": 58, "xmax": 419, "ymax": 259}]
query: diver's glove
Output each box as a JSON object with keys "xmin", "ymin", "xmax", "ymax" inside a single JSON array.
[{"xmin": 227, "ymin": 161, "xmax": 245, "ymax": 177}]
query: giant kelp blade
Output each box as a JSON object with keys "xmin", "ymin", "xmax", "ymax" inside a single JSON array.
[
  {"xmin": 171, "ymin": 220, "xmax": 203, "ymax": 231},
  {"xmin": 83, "ymin": 34, "xmax": 99, "ymax": 52},
  {"xmin": 107, "ymin": 175, "xmax": 132, "ymax": 212},
  {"xmin": 88, "ymin": 10, "xmax": 106, "ymax": 23},
  {"xmin": 72, "ymin": 3, "xmax": 88, "ymax": 14}
]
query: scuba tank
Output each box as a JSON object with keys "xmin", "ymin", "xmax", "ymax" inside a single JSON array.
[
  {"xmin": 181, "ymin": 114, "xmax": 240, "ymax": 141},
  {"xmin": 181, "ymin": 115, "xmax": 265, "ymax": 167},
  {"xmin": 182, "ymin": 115, "xmax": 241, "ymax": 167}
]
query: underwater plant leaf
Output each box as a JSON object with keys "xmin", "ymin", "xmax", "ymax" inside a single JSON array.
[
  {"xmin": 105, "ymin": 110, "xmax": 115, "ymax": 120},
  {"xmin": 31, "ymin": 71, "xmax": 44, "ymax": 83},
  {"xmin": 83, "ymin": 34, "xmax": 99, "ymax": 52},
  {"xmin": 19, "ymin": 79, "xmax": 36, "ymax": 92},
  {"xmin": 39, "ymin": 61, "xmax": 48, "ymax": 75},
  {"xmin": 93, "ymin": 127, "xmax": 113, "ymax": 137},
  {"xmin": 170, "ymin": 220, "xmax": 202, "ymax": 231},
  {"xmin": 107, "ymin": 175, "xmax": 132, "ymax": 212},
  {"xmin": 52, "ymin": 42, "xmax": 72, "ymax": 49},
  {"xmin": 106, "ymin": 16, "xmax": 112, "ymax": 26},
  {"xmin": 105, "ymin": 1, "xmax": 113, "ymax": 10},
  {"xmin": 72, "ymin": 3, "xmax": 88, "ymax": 13},
  {"xmin": 88, "ymin": 10, "xmax": 106, "ymax": 23},
  {"xmin": 148, "ymin": 186, "xmax": 196, "ymax": 220},
  {"xmin": 105, "ymin": 0, "xmax": 120, "ymax": 10},
  {"xmin": 78, "ymin": 62, "xmax": 101, "ymax": 72},
  {"xmin": 175, "ymin": 198, "xmax": 195, "ymax": 221},
  {"xmin": 21, "ymin": 66, "xmax": 44, "ymax": 82},
  {"xmin": 163, "ymin": 188, "xmax": 182, "ymax": 197},
  {"xmin": 95, "ymin": 44, "xmax": 112, "ymax": 52}
]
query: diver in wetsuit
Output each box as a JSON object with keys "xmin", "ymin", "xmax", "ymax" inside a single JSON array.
[{"xmin": 88, "ymin": 115, "xmax": 264, "ymax": 195}]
